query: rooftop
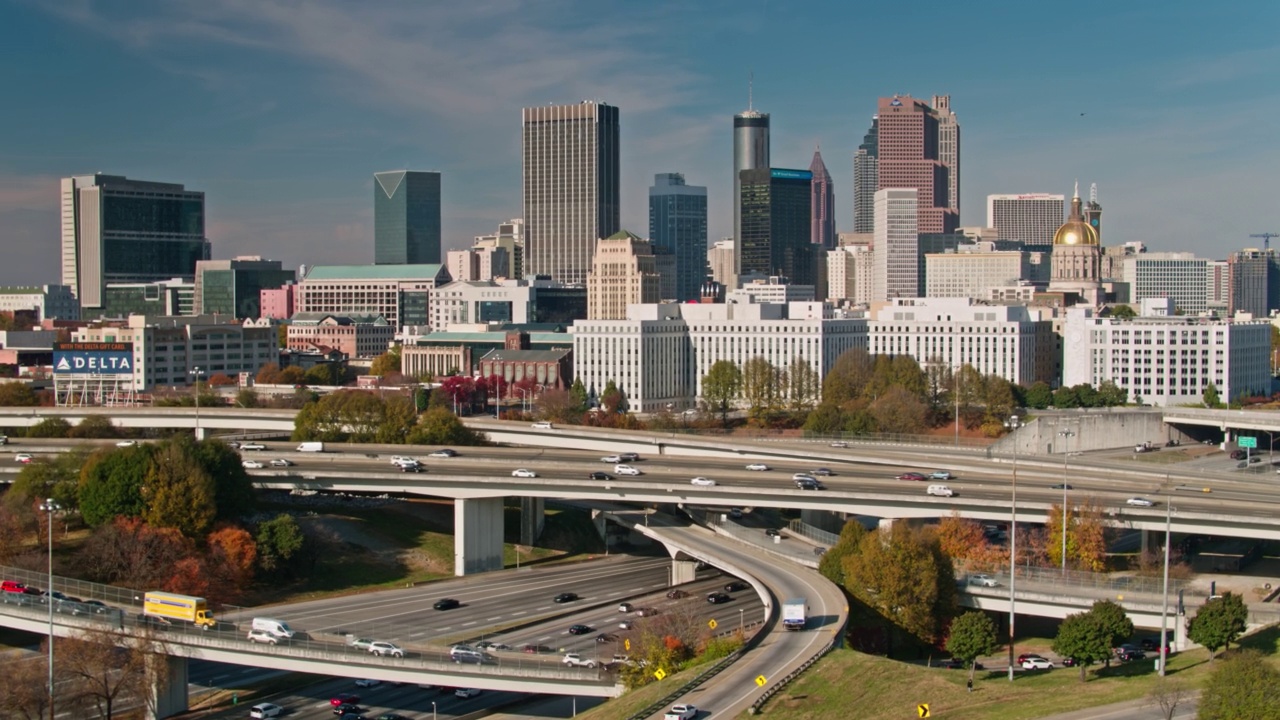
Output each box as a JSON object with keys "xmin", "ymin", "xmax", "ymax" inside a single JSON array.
[{"xmin": 304, "ymin": 264, "xmax": 447, "ymax": 281}]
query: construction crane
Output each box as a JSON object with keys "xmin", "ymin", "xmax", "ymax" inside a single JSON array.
[{"xmin": 1250, "ymin": 232, "xmax": 1279, "ymax": 251}]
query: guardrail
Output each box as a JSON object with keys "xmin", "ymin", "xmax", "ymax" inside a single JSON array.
[
  {"xmin": 624, "ymin": 648, "xmax": 747, "ymax": 720},
  {"xmin": 747, "ymin": 637, "xmax": 837, "ymax": 714},
  {"xmin": 786, "ymin": 519, "xmax": 839, "ymax": 547}
]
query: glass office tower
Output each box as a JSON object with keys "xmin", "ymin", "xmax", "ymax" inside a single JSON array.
[
  {"xmin": 374, "ymin": 170, "xmax": 442, "ymax": 265},
  {"xmin": 649, "ymin": 173, "xmax": 708, "ymax": 302},
  {"xmin": 739, "ymin": 168, "xmax": 815, "ymax": 286}
]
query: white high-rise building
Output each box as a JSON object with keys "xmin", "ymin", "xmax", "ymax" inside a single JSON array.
[
  {"xmin": 827, "ymin": 245, "xmax": 874, "ymax": 304},
  {"xmin": 925, "ymin": 243, "xmax": 1029, "ymax": 300},
  {"xmin": 707, "ymin": 239, "xmax": 736, "ymax": 289},
  {"xmin": 987, "ymin": 194, "xmax": 1065, "ymax": 247},
  {"xmin": 586, "ymin": 231, "xmax": 660, "ymax": 320},
  {"xmin": 1119, "ymin": 252, "xmax": 1209, "ymax": 314},
  {"xmin": 872, "ymin": 188, "xmax": 919, "ymax": 301}
]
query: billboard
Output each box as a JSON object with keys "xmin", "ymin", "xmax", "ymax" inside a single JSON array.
[{"xmin": 53, "ymin": 342, "xmax": 134, "ymax": 375}]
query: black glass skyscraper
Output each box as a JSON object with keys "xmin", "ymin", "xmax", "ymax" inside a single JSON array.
[
  {"xmin": 648, "ymin": 173, "xmax": 707, "ymax": 302},
  {"xmin": 739, "ymin": 168, "xmax": 815, "ymax": 286},
  {"xmin": 374, "ymin": 170, "xmax": 441, "ymax": 265}
]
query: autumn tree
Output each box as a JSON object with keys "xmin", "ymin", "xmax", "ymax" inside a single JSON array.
[
  {"xmin": 538, "ymin": 388, "xmax": 581, "ymax": 424},
  {"xmin": 0, "ymin": 381, "xmax": 39, "ymax": 406},
  {"xmin": 741, "ymin": 357, "xmax": 781, "ymax": 421},
  {"xmin": 207, "ymin": 525, "xmax": 258, "ymax": 599},
  {"xmin": 75, "ymin": 517, "xmax": 191, "ymax": 588},
  {"xmin": 59, "ymin": 627, "xmax": 147, "ymax": 720},
  {"xmin": 255, "ymin": 362, "xmax": 284, "ymax": 384},
  {"xmin": 439, "ymin": 375, "xmax": 477, "ymax": 413},
  {"xmin": 599, "ymin": 379, "xmax": 626, "ymax": 414},
  {"xmin": 818, "ymin": 518, "xmax": 867, "ymax": 586},
  {"xmin": 206, "ymin": 372, "xmax": 237, "ymax": 387},
  {"xmin": 0, "ymin": 642, "xmax": 49, "ymax": 719},
  {"xmin": 370, "ymin": 346, "xmax": 402, "ymax": 377},
  {"xmin": 945, "ymin": 611, "xmax": 999, "ymax": 684},
  {"xmin": 78, "ymin": 445, "xmax": 153, "ymax": 527},
  {"xmin": 279, "ymin": 365, "xmax": 306, "ymax": 384},
  {"xmin": 8, "ymin": 448, "xmax": 85, "ymax": 514},
  {"xmin": 936, "ymin": 513, "xmax": 993, "ymax": 567},
  {"xmin": 0, "ymin": 504, "xmax": 31, "ymax": 563},
  {"xmin": 822, "ymin": 348, "xmax": 875, "ymax": 406},
  {"xmin": 142, "ymin": 441, "xmax": 217, "ymax": 538},
  {"xmin": 785, "ymin": 357, "xmax": 820, "ymax": 412},
  {"xmin": 1198, "ymin": 649, "xmax": 1277, "ymax": 719},
  {"xmin": 701, "ymin": 360, "xmax": 742, "ymax": 426},
  {"xmin": 843, "ymin": 522, "xmax": 956, "ymax": 643},
  {"xmin": 870, "ymin": 386, "xmax": 929, "ymax": 434},
  {"xmin": 802, "ymin": 402, "xmax": 845, "ymax": 435},
  {"xmin": 1052, "ymin": 610, "xmax": 1112, "ymax": 682},
  {"xmin": 1187, "ymin": 592, "xmax": 1249, "ymax": 661}
]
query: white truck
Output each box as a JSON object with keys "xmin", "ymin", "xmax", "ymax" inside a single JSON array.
[
  {"xmin": 296, "ymin": 442, "xmax": 325, "ymax": 452},
  {"xmin": 782, "ymin": 598, "xmax": 807, "ymax": 631}
]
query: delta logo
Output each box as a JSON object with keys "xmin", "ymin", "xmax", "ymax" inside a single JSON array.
[{"xmin": 54, "ymin": 355, "xmax": 132, "ymax": 372}]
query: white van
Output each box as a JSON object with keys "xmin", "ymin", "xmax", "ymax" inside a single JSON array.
[
  {"xmin": 532, "ymin": 421, "xmax": 554, "ymax": 429},
  {"xmin": 926, "ymin": 484, "xmax": 954, "ymax": 497},
  {"xmin": 251, "ymin": 617, "xmax": 295, "ymax": 639}
]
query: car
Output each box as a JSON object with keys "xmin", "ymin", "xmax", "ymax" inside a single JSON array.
[
  {"xmin": 400, "ymin": 464, "xmax": 423, "ymax": 473},
  {"xmin": 522, "ymin": 644, "xmax": 551, "ymax": 654},
  {"xmin": 389, "ymin": 455, "xmax": 412, "ymax": 465},
  {"xmin": 723, "ymin": 581, "xmax": 748, "ymax": 592},
  {"xmin": 334, "ymin": 704, "xmax": 363, "ymax": 716},
  {"xmin": 376, "ymin": 715, "xmax": 411, "ymax": 720},
  {"xmin": 1061, "ymin": 656, "xmax": 1079, "ymax": 667},
  {"xmin": 392, "ymin": 457, "xmax": 420, "ymax": 469},
  {"xmin": 531, "ymin": 421, "xmax": 554, "ymax": 429},
  {"xmin": 896, "ymin": 472, "xmax": 926, "ymax": 481},
  {"xmin": 512, "ymin": 468, "xmax": 538, "ymax": 478},
  {"xmin": 241, "ymin": 460, "xmax": 265, "ymax": 469},
  {"xmin": 553, "ymin": 592, "xmax": 578, "ymax": 603},
  {"xmin": 745, "ymin": 463, "xmax": 770, "ymax": 471},
  {"xmin": 969, "ymin": 574, "xmax": 999, "ymax": 587},
  {"xmin": 665, "ymin": 589, "xmax": 688, "ymax": 599},
  {"xmin": 241, "ymin": 443, "xmax": 267, "ymax": 451},
  {"xmin": 601, "ymin": 455, "xmax": 622, "ymax": 463},
  {"xmin": 1049, "ymin": 483, "xmax": 1073, "ymax": 490},
  {"xmin": 0, "ymin": 435, "xmax": 6, "ymax": 445},
  {"xmin": 331, "ymin": 694, "xmax": 361, "ymax": 707},
  {"xmin": 474, "ymin": 641, "xmax": 510, "ymax": 652},
  {"xmin": 813, "ymin": 546, "xmax": 827, "ymax": 556},
  {"xmin": 614, "ymin": 464, "xmax": 642, "ymax": 476},
  {"xmin": 354, "ymin": 678, "xmax": 381, "ymax": 688},
  {"xmin": 664, "ymin": 704, "xmax": 698, "ymax": 720},
  {"xmin": 428, "ymin": 449, "xmax": 457, "ymax": 458},
  {"xmin": 764, "ymin": 528, "xmax": 781, "ymax": 537},
  {"xmin": 595, "ymin": 633, "xmax": 617, "ymax": 643},
  {"xmin": 830, "ymin": 441, "xmax": 849, "ymax": 448},
  {"xmin": 433, "ymin": 598, "xmax": 461, "ymax": 610},
  {"xmin": 610, "ymin": 654, "xmax": 636, "ymax": 667},
  {"xmin": 14, "ymin": 454, "xmax": 32, "ymax": 463},
  {"xmin": 618, "ymin": 620, "xmax": 633, "ymax": 630},
  {"xmin": 619, "ymin": 453, "xmax": 640, "ymax": 462},
  {"xmin": 706, "ymin": 592, "xmax": 731, "ymax": 604},
  {"xmin": 368, "ymin": 641, "xmax": 404, "ymax": 657},
  {"xmin": 618, "ymin": 602, "xmax": 635, "ymax": 613},
  {"xmin": 1117, "ymin": 648, "xmax": 1147, "ymax": 662},
  {"xmin": 249, "ymin": 703, "xmax": 285, "ymax": 719},
  {"xmin": 449, "ymin": 645, "xmax": 485, "ymax": 663},
  {"xmin": 1140, "ymin": 638, "xmax": 1173, "ymax": 654},
  {"xmin": 568, "ymin": 624, "xmax": 593, "ymax": 635},
  {"xmin": 941, "ymin": 658, "xmax": 984, "ymax": 670},
  {"xmin": 562, "ymin": 652, "xmax": 597, "ymax": 667},
  {"xmin": 82, "ymin": 599, "xmax": 111, "ymax": 614},
  {"xmin": 926, "ymin": 484, "xmax": 954, "ymax": 497},
  {"xmin": 929, "ymin": 470, "xmax": 953, "ymax": 480},
  {"xmin": 1021, "ymin": 657, "xmax": 1053, "ymax": 670},
  {"xmin": 795, "ymin": 478, "xmax": 824, "ymax": 490},
  {"xmin": 729, "ymin": 508, "xmax": 743, "ymax": 519},
  {"xmin": 1017, "ymin": 653, "xmax": 1046, "ymax": 665},
  {"xmin": 270, "ymin": 458, "xmax": 294, "ymax": 467},
  {"xmin": 1230, "ymin": 449, "xmax": 1247, "ymax": 460},
  {"xmin": 1126, "ymin": 497, "xmax": 1156, "ymax": 507},
  {"xmin": 115, "ymin": 440, "xmax": 137, "ymax": 447},
  {"xmin": 247, "ymin": 629, "xmax": 279, "ymax": 644},
  {"xmin": 454, "ymin": 688, "xmax": 480, "ymax": 698},
  {"xmin": 636, "ymin": 607, "xmax": 660, "ymax": 617},
  {"xmin": 588, "ymin": 471, "xmax": 615, "ymax": 480},
  {"xmin": 811, "ymin": 468, "xmax": 834, "ymax": 476},
  {"xmin": 690, "ymin": 477, "xmax": 716, "ymax": 486},
  {"xmin": 346, "ymin": 637, "xmax": 375, "ymax": 650}
]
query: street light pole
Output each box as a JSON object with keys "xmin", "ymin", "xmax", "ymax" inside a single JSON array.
[
  {"xmin": 1004, "ymin": 414, "xmax": 1023, "ymax": 682},
  {"xmin": 954, "ymin": 363, "xmax": 961, "ymax": 447},
  {"xmin": 189, "ymin": 366, "xmax": 203, "ymax": 437},
  {"xmin": 431, "ymin": 701, "xmax": 437, "ymax": 720},
  {"xmin": 39, "ymin": 498, "xmax": 61, "ymax": 720},
  {"xmin": 1159, "ymin": 480, "xmax": 1174, "ymax": 677},
  {"xmin": 1058, "ymin": 428, "xmax": 1075, "ymax": 575}
]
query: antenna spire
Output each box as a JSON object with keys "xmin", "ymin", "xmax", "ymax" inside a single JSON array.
[
  {"xmin": 1073, "ymin": 179, "xmax": 1079, "ymax": 199},
  {"xmin": 748, "ymin": 71, "xmax": 754, "ymax": 111}
]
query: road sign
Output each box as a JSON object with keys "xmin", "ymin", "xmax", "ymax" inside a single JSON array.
[
  {"xmin": 1239, "ymin": 436, "xmax": 1258, "ymax": 449},
  {"xmin": 917, "ymin": 704, "xmax": 930, "ymax": 717},
  {"xmin": 708, "ymin": 619, "xmax": 718, "ymax": 630},
  {"xmin": 624, "ymin": 638, "xmax": 631, "ymax": 651},
  {"xmin": 653, "ymin": 668, "xmax": 667, "ymax": 681},
  {"xmin": 755, "ymin": 675, "xmax": 767, "ymax": 687}
]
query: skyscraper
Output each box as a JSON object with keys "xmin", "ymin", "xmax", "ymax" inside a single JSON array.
[
  {"xmin": 373, "ymin": 170, "xmax": 442, "ymax": 265},
  {"xmin": 739, "ymin": 168, "xmax": 815, "ymax": 286},
  {"xmin": 876, "ymin": 95, "xmax": 957, "ymax": 234},
  {"xmin": 733, "ymin": 103, "xmax": 770, "ymax": 276},
  {"xmin": 522, "ymin": 101, "xmax": 621, "ymax": 284},
  {"xmin": 987, "ymin": 194, "xmax": 1065, "ymax": 246},
  {"xmin": 852, "ymin": 117, "xmax": 878, "ymax": 234},
  {"xmin": 872, "ymin": 188, "xmax": 919, "ymax": 301},
  {"xmin": 1228, "ymin": 248, "xmax": 1280, "ymax": 317},
  {"xmin": 586, "ymin": 230, "xmax": 660, "ymax": 320},
  {"xmin": 649, "ymin": 173, "xmax": 708, "ymax": 302},
  {"xmin": 61, "ymin": 174, "xmax": 211, "ymax": 309},
  {"xmin": 931, "ymin": 95, "xmax": 960, "ymax": 217},
  {"xmin": 809, "ymin": 149, "xmax": 835, "ymax": 250}
]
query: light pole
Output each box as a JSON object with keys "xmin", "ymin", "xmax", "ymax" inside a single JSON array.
[
  {"xmin": 1159, "ymin": 480, "xmax": 1174, "ymax": 677},
  {"xmin": 1058, "ymin": 428, "xmax": 1075, "ymax": 575},
  {"xmin": 431, "ymin": 701, "xmax": 437, "ymax": 720},
  {"xmin": 1004, "ymin": 414, "xmax": 1024, "ymax": 681},
  {"xmin": 953, "ymin": 362, "xmax": 962, "ymax": 447},
  {"xmin": 739, "ymin": 607, "xmax": 744, "ymax": 635},
  {"xmin": 188, "ymin": 366, "xmax": 204, "ymax": 436},
  {"xmin": 39, "ymin": 498, "xmax": 61, "ymax": 720}
]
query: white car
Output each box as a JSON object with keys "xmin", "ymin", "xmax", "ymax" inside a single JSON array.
[
  {"xmin": 241, "ymin": 460, "xmax": 265, "ymax": 469},
  {"xmin": 354, "ymin": 678, "xmax": 381, "ymax": 688},
  {"xmin": 614, "ymin": 464, "xmax": 642, "ymax": 476},
  {"xmin": 246, "ymin": 629, "xmax": 278, "ymax": 644},
  {"xmin": 1126, "ymin": 497, "xmax": 1156, "ymax": 507},
  {"xmin": 512, "ymin": 468, "xmax": 538, "ymax": 478},
  {"xmin": 115, "ymin": 440, "xmax": 137, "ymax": 447},
  {"xmin": 690, "ymin": 477, "xmax": 716, "ymax": 487},
  {"xmin": 745, "ymin": 463, "xmax": 769, "ymax": 471},
  {"xmin": 1021, "ymin": 657, "xmax": 1053, "ymax": 670},
  {"xmin": 562, "ymin": 652, "xmax": 597, "ymax": 668},
  {"xmin": 270, "ymin": 458, "xmax": 293, "ymax": 467},
  {"xmin": 969, "ymin": 574, "xmax": 999, "ymax": 587},
  {"xmin": 392, "ymin": 458, "xmax": 421, "ymax": 469},
  {"xmin": 249, "ymin": 703, "xmax": 284, "ymax": 719},
  {"xmin": 389, "ymin": 455, "xmax": 414, "ymax": 466},
  {"xmin": 601, "ymin": 455, "xmax": 623, "ymax": 463},
  {"xmin": 664, "ymin": 704, "xmax": 698, "ymax": 720},
  {"xmin": 240, "ymin": 443, "xmax": 267, "ymax": 451},
  {"xmin": 618, "ymin": 620, "xmax": 633, "ymax": 630},
  {"xmin": 428, "ymin": 449, "xmax": 457, "ymax": 458},
  {"xmin": 14, "ymin": 453, "xmax": 32, "ymax": 463},
  {"xmin": 455, "ymin": 688, "xmax": 481, "ymax": 698},
  {"xmin": 368, "ymin": 641, "xmax": 404, "ymax": 657}
]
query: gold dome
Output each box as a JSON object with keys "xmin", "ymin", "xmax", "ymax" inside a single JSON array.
[{"xmin": 1053, "ymin": 219, "xmax": 1099, "ymax": 246}]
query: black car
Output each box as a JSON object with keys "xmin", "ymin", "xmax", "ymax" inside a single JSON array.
[
  {"xmin": 334, "ymin": 704, "xmax": 362, "ymax": 716},
  {"xmin": 82, "ymin": 600, "xmax": 111, "ymax": 614},
  {"xmin": 588, "ymin": 472, "xmax": 614, "ymax": 481},
  {"xmin": 434, "ymin": 598, "xmax": 460, "ymax": 611},
  {"xmin": 723, "ymin": 581, "xmax": 748, "ymax": 592},
  {"xmin": 400, "ymin": 464, "xmax": 423, "ymax": 473},
  {"xmin": 706, "ymin": 592, "xmax": 731, "ymax": 604},
  {"xmin": 1050, "ymin": 483, "xmax": 1073, "ymax": 490},
  {"xmin": 595, "ymin": 633, "xmax": 617, "ymax": 643},
  {"xmin": 811, "ymin": 468, "xmax": 834, "ymax": 476},
  {"xmin": 941, "ymin": 658, "xmax": 984, "ymax": 670},
  {"xmin": 1061, "ymin": 656, "xmax": 1079, "ymax": 667},
  {"xmin": 665, "ymin": 589, "xmax": 688, "ymax": 599},
  {"xmin": 764, "ymin": 528, "xmax": 781, "ymax": 538},
  {"xmin": 568, "ymin": 624, "xmax": 593, "ymax": 635},
  {"xmin": 553, "ymin": 592, "xmax": 578, "ymax": 603}
]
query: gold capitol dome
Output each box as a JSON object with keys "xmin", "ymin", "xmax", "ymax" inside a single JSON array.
[{"xmin": 1054, "ymin": 181, "xmax": 1099, "ymax": 246}]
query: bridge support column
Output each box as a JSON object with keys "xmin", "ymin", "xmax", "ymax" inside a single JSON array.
[
  {"xmin": 193, "ymin": 427, "xmax": 208, "ymax": 441},
  {"xmin": 520, "ymin": 496, "xmax": 545, "ymax": 546},
  {"xmin": 147, "ymin": 653, "xmax": 188, "ymax": 720},
  {"xmin": 455, "ymin": 497, "xmax": 504, "ymax": 576},
  {"xmin": 878, "ymin": 518, "xmax": 897, "ymax": 533},
  {"xmin": 671, "ymin": 559, "xmax": 698, "ymax": 585}
]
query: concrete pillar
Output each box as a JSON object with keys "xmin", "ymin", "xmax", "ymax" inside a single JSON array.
[
  {"xmin": 589, "ymin": 509, "xmax": 608, "ymax": 542},
  {"xmin": 455, "ymin": 497, "xmax": 504, "ymax": 576},
  {"xmin": 148, "ymin": 654, "xmax": 188, "ymax": 720},
  {"xmin": 878, "ymin": 517, "xmax": 897, "ymax": 533},
  {"xmin": 193, "ymin": 427, "xmax": 208, "ymax": 441},
  {"xmin": 520, "ymin": 496, "xmax": 545, "ymax": 546},
  {"xmin": 671, "ymin": 559, "xmax": 698, "ymax": 585}
]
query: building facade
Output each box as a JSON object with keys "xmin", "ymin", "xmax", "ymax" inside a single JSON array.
[
  {"xmin": 875, "ymin": 96, "xmax": 957, "ymax": 234},
  {"xmin": 1227, "ymin": 248, "xmax": 1280, "ymax": 317},
  {"xmin": 478, "ymin": 349, "xmax": 572, "ymax": 392},
  {"xmin": 61, "ymin": 174, "xmax": 210, "ymax": 309},
  {"xmin": 827, "ymin": 245, "xmax": 874, "ymax": 304},
  {"xmin": 586, "ymin": 231, "xmax": 660, "ymax": 320},
  {"xmin": 522, "ymin": 102, "xmax": 620, "ymax": 284},
  {"xmin": 1120, "ymin": 252, "xmax": 1208, "ymax": 315},
  {"xmin": 707, "ymin": 239, "xmax": 736, "ymax": 289},
  {"xmin": 0, "ymin": 285, "xmax": 79, "ymax": 321},
  {"xmin": 474, "ymin": 219, "xmax": 524, "ymax": 279},
  {"xmin": 295, "ymin": 264, "xmax": 451, "ymax": 330},
  {"xmin": 925, "ymin": 244, "xmax": 1030, "ymax": 300},
  {"xmin": 401, "ymin": 328, "xmax": 573, "ymax": 378},
  {"xmin": 648, "ymin": 173, "xmax": 708, "ymax": 302},
  {"xmin": 1047, "ymin": 187, "xmax": 1104, "ymax": 307},
  {"xmin": 852, "ymin": 117, "xmax": 879, "ymax": 235},
  {"xmin": 728, "ymin": 277, "xmax": 815, "ymax": 304},
  {"xmin": 809, "ymin": 150, "xmax": 835, "ymax": 249},
  {"xmin": 83, "ymin": 279, "xmax": 195, "ymax": 319},
  {"xmin": 259, "ymin": 283, "xmax": 297, "ymax": 320},
  {"xmin": 733, "ymin": 107, "xmax": 771, "ymax": 268},
  {"xmin": 374, "ymin": 170, "xmax": 441, "ymax": 265},
  {"xmin": 429, "ymin": 279, "xmax": 535, "ymax": 331},
  {"xmin": 931, "ymin": 95, "xmax": 960, "ymax": 219},
  {"xmin": 872, "ymin": 188, "xmax": 919, "ymax": 301},
  {"xmin": 987, "ymin": 194, "xmax": 1064, "ymax": 247},
  {"xmin": 286, "ymin": 313, "xmax": 394, "ymax": 359},
  {"xmin": 194, "ymin": 257, "xmax": 294, "ymax": 319},
  {"xmin": 739, "ymin": 168, "xmax": 815, "ymax": 287},
  {"xmin": 1207, "ymin": 260, "xmax": 1229, "ymax": 312}
]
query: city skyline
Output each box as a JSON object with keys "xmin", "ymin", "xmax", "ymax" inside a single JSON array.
[{"xmin": 0, "ymin": 1, "xmax": 1277, "ymax": 285}]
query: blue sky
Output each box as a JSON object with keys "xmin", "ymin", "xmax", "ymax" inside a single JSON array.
[{"xmin": 1, "ymin": 0, "xmax": 1278, "ymax": 283}]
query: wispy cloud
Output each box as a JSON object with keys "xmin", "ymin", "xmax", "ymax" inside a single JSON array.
[
  {"xmin": 1163, "ymin": 44, "xmax": 1280, "ymax": 89},
  {"xmin": 0, "ymin": 174, "xmax": 59, "ymax": 213}
]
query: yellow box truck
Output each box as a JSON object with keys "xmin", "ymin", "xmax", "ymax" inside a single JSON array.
[{"xmin": 143, "ymin": 591, "xmax": 215, "ymax": 630}]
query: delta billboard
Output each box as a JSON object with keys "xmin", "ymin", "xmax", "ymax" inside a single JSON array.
[{"xmin": 53, "ymin": 342, "xmax": 135, "ymax": 375}]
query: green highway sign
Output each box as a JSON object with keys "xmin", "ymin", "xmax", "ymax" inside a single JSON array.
[{"xmin": 1239, "ymin": 437, "xmax": 1257, "ymax": 449}]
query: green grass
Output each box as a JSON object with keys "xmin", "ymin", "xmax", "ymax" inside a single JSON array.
[{"xmin": 574, "ymin": 663, "xmax": 709, "ymax": 720}]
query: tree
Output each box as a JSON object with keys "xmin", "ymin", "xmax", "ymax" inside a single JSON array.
[
  {"xmin": 279, "ymin": 365, "xmax": 306, "ymax": 384},
  {"xmin": 1052, "ymin": 385, "xmax": 1080, "ymax": 409},
  {"xmin": 1186, "ymin": 592, "xmax": 1248, "ymax": 661},
  {"xmin": 69, "ymin": 415, "xmax": 119, "ymax": 439},
  {"xmin": 786, "ymin": 357, "xmax": 820, "ymax": 412},
  {"xmin": 304, "ymin": 363, "xmax": 343, "ymax": 386},
  {"xmin": 78, "ymin": 446, "xmax": 153, "ymax": 527},
  {"xmin": 192, "ymin": 439, "xmax": 256, "ymax": 520},
  {"xmin": 1051, "ymin": 611, "xmax": 1112, "ymax": 682},
  {"xmin": 568, "ymin": 378, "xmax": 589, "ymax": 414},
  {"xmin": 370, "ymin": 347, "xmax": 402, "ymax": 377},
  {"xmin": 0, "ymin": 647, "xmax": 50, "ymax": 719},
  {"xmin": 538, "ymin": 388, "xmax": 580, "ymax": 424},
  {"xmin": 141, "ymin": 441, "xmax": 216, "ymax": 538},
  {"xmin": 1110, "ymin": 304, "xmax": 1137, "ymax": 319},
  {"xmin": 206, "ymin": 372, "xmax": 237, "ymax": 387},
  {"xmin": 1096, "ymin": 380, "xmax": 1127, "ymax": 406},
  {"xmin": 822, "ymin": 348, "xmax": 874, "ymax": 406},
  {"xmin": 599, "ymin": 379, "xmax": 624, "ymax": 414},
  {"xmin": 74, "ymin": 517, "xmax": 191, "ymax": 589},
  {"xmin": 407, "ymin": 407, "xmax": 487, "ymax": 446},
  {"xmin": 842, "ymin": 523, "xmax": 956, "ymax": 643},
  {"xmin": 1203, "ymin": 383, "xmax": 1222, "ymax": 409},
  {"xmin": 1148, "ymin": 678, "xmax": 1189, "ymax": 720},
  {"xmin": 741, "ymin": 357, "xmax": 781, "ymax": 421},
  {"xmin": 255, "ymin": 362, "xmax": 284, "ymax": 384},
  {"xmin": 802, "ymin": 402, "xmax": 844, "ymax": 435},
  {"xmin": 870, "ymin": 386, "xmax": 929, "ymax": 434},
  {"xmin": 982, "ymin": 375, "xmax": 1018, "ymax": 426},
  {"xmin": 59, "ymin": 627, "xmax": 147, "ymax": 720},
  {"xmin": 235, "ymin": 388, "xmax": 260, "ymax": 408},
  {"xmin": 818, "ymin": 519, "xmax": 867, "ymax": 586},
  {"xmin": 1090, "ymin": 600, "xmax": 1134, "ymax": 666},
  {"xmin": 8, "ymin": 449, "xmax": 84, "ymax": 513},
  {"xmin": 26, "ymin": 417, "xmax": 71, "ymax": 438},
  {"xmin": 1198, "ymin": 649, "xmax": 1277, "ymax": 720},
  {"xmin": 256, "ymin": 514, "xmax": 307, "ymax": 576},
  {"xmin": 1024, "ymin": 381, "xmax": 1053, "ymax": 410},
  {"xmin": 936, "ymin": 512, "xmax": 988, "ymax": 565},
  {"xmin": 701, "ymin": 360, "xmax": 742, "ymax": 426},
  {"xmin": 1072, "ymin": 499, "xmax": 1108, "ymax": 572},
  {"xmin": 439, "ymin": 375, "xmax": 477, "ymax": 413},
  {"xmin": 0, "ymin": 381, "xmax": 38, "ymax": 406},
  {"xmin": 945, "ymin": 611, "xmax": 999, "ymax": 684}
]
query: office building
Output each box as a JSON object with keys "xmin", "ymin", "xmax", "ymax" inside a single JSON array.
[
  {"xmin": 259, "ymin": 284, "xmax": 297, "ymax": 320},
  {"xmin": 478, "ymin": 348, "xmax": 573, "ymax": 392},
  {"xmin": 80, "ymin": 278, "xmax": 195, "ymax": 319},
  {"xmin": 586, "ymin": 231, "xmax": 661, "ymax": 320},
  {"xmin": 0, "ymin": 285, "xmax": 79, "ymax": 321},
  {"xmin": 1228, "ymin": 248, "xmax": 1280, "ymax": 317},
  {"xmin": 708, "ymin": 239, "xmax": 736, "ymax": 289},
  {"xmin": 61, "ymin": 174, "xmax": 210, "ymax": 309},
  {"xmin": 739, "ymin": 169, "xmax": 815, "ymax": 286},
  {"xmin": 872, "ymin": 188, "xmax": 919, "ymax": 301},
  {"xmin": 374, "ymin": 170, "xmax": 441, "ymax": 265},
  {"xmin": 1062, "ymin": 306, "xmax": 1272, "ymax": 407},
  {"xmin": 809, "ymin": 150, "xmax": 835, "ymax": 249},
  {"xmin": 401, "ymin": 327, "xmax": 574, "ymax": 378},
  {"xmin": 286, "ymin": 313, "xmax": 395, "ymax": 359},
  {"xmin": 193, "ymin": 257, "xmax": 294, "ymax": 319},
  {"xmin": 447, "ymin": 245, "xmax": 511, "ymax": 283},
  {"xmin": 522, "ymin": 102, "xmax": 620, "ymax": 284},
  {"xmin": 728, "ymin": 276, "xmax": 815, "ymax": 304},
  {"xmin": 827, "ymin": 245, "xmax": 874, "ymax": 304},
  {"xmin": 733, "ymin": 105, "xmax": 771, "ymax": 266},
  {"xmin": 474, "ymin": 219, "xmax": 524, "ymax": 279},
  {"xmin": 429, "ymin": 279, "xmax": 538, "ymax": 331},
  {"xmin": 931, "ymin": 95, "xmax": 960, "ymax": 217},
  {"xmin": 1207, "ymin": 260, "xmax": 1229, "ymax": 312},
  {"xmin": 649, "ymin": 173, "xmax": 708, "ymax": 302},
  {"xmin": 852, "ymin": 117, "xmax": 879, "ymax": 234},
  {"xmin": 925, "ymin": 243, "xmax": 1030, "ymax": 300},
  {"xmin": 295, "ymin": 264, "xmax": 452, "ymax": 329},
  {"xmin": 875, "ymin": 96, "xmax": 957, "ymax": 234},
  {"xmin": 987, "ymin": 194, "xmax": 1065, "ymax": 247},
  {"xmin": 1120, "ymin": 252, "xmax": 1208, "ymax": 314}
]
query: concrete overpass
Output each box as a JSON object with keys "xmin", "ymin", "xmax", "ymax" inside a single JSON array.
[{"xmin": 1163, "ymin": 407, "xmax": 1280, "ymax": 438}]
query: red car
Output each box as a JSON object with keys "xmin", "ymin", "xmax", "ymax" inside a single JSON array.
[
  {"xmin": 330, "ymin": 694, "xmax": 360, "ymax": 707},
  {"xmin": 1016, "ymin": 653, "xmax": 1045, "ymax": 665},
  {"xmin": 896, "ymin": 472, "xmax": 926, "ymax": 481}
]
